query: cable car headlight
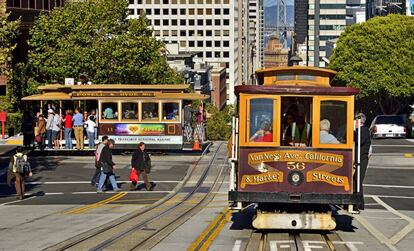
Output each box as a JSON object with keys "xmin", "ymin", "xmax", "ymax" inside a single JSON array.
[{"xmin": 288, "ymin": 171, "xmax": 304, "ymax": 186}]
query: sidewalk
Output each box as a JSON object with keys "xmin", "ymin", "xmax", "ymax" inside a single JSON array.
[{"xmin": 0, "ymin": 134, "xmax": 23, "ymax": 146}]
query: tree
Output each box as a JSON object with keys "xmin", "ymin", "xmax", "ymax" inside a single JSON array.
[
  {"xmin": 329, "ymin": 15, "xmax": 414, "ymax": 115},
  {"xmin": 0, "ymin": 13, "xmax": 20, "ymax": 111},
  {"xmin": 205, "ymin": 104, "xmax": 234, "ymax": 140},
  {"xmin": 26, "ymin": 0, "xmax": 182, "ymax": 94}
]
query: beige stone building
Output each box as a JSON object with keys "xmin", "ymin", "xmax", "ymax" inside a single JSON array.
[{"xmin": 263, "ymin": 35, "xmax": 289, "ymax": 68}]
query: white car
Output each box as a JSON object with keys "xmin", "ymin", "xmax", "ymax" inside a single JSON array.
[{"xmin": 370, "ymin": 115, "xmax": 406, "ymax": 139}]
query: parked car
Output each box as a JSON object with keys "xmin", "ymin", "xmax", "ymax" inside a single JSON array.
[{"xmin": 370, "ymin": 115, "xmax": 406, "ymax": 139}]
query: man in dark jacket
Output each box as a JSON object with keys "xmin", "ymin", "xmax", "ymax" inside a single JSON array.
[
  {"xmin": 97, "ymin": 139, "xmax": 120, "ymax": 193},
  {"xmin": 183, "ymin": 103, "xmax": 196, "ymax": 142},
  {"xmin": 130, "ymin": 142, "xmax": 155, "ymax": 191},
  {"xmin": 353, "ymin": 112, "xmax": 371, "ymax": 211}
]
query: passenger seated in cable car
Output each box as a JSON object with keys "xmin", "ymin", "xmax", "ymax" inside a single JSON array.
[
  {"xmin": 320, "ymin": 119, "xmax": 340, "ymax": 144},
  {"xmin": 250, "ymin": 120, "xmax": 273, "ymax": 142},
  {"xmin": 289, "ymin": 117, "xmax": 311, "ymax": 147},
  {"xmin": 103, "ymin": 107, "xmax": 115, "ymax": 119},
  {"xmin": 282, "ymin": 112, "xmax": 295, "ymax": 146}
]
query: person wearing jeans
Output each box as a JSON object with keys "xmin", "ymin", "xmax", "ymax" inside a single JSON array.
[
  {"xmin": 62, "ymin": 110, "xmax": 73, "ymax": 149},
  {"xmin": 97, "ymin": 139, "xmax": 119, "ymax": 192},
  {"xmin": 46, "ymin": 109, "xmax": 54, "ymax": 149},
  {"xmin": 85, "ymin": 115, "xmax": 96, "ymax": 149}
]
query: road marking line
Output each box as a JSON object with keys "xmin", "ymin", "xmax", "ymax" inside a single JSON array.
[
  {"xmin": 187, "ymin": 207, "xmax": 232, "ymax": 251},
  {"xmin": 404, "ymin": 153, "xmax": 413, "ymax": 158},
  {"xmin": 71, "ymin": 190, "xmax": 172, "ymax": 194},
  {"xmin": 232, "ymin": 240, "xmax": 242, "ymax": 251},
  {"xmin": 371, "ymin": 196, "xmax": 414, "ymax": 245},
  {"xmin": 0, "ymin": 180, "xmax": 181, "ymax": 185},
  {"xmin": 354, "ymin": 214, "xmax": 399, "ymax": 251},
  {"xmin": 0, "ymin": 196, "xmax": 36, "ymax": 206},
  {"xmin": 365, "ymin": 184, "xmax": 414, "ymax": 189},
  {"xmin": 372, "ymin": 144, "xmax": 414, "ymax": 147},
  {"xmin": 63, "ymin": 192, "xmax": 127, "ymax": 215},
  {"xmin": 365, "ymin": 194, "xmax": 414, "ymax": 200}
]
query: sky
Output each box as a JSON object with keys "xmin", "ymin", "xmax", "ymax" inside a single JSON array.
[{"xmin": 264, "ymin": 0, "xmax": 294, "ymax": 7}]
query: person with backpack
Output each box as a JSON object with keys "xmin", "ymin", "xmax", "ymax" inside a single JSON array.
[
  {"xmin": 130, "ymin": 142, "xmax": 155, "ymax": 191},
  {"xmin": 97, "ymin": 139, "xmax": 120, "ymax": 193},
  {"xmin": 91, "ymin": 135, "xmax": 109, "ymax": 187},
  {"xmin": 7, "ymin": 147, "xmax": 32, "ymax": 200}
]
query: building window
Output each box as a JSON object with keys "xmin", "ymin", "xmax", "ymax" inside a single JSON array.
[
  {"xmin": 223, "ymin": 51, "xmax": 229, "ymax": 58},
  {"xmin": 180, "ymin": 41, "xmax": 186, "ymax": 47},
  {"xmin": 180, "ymin": 0, "xmax": 186, "ymax": 3},
  {"xmin": 215, "ymin": 41, "xmax": 220, "ymax": 47},
  {"xmin": 197, "ymin": 41, "xmax": 203, "ymax": 47},
  {"xmin": 180, "ymin": 30, "xmax": 186, "ymax": 36},
  {"xmin": 146, "ymin": 9, "xmax": 152, "ymax": 15},
  {"xmin": 206, "ymin": 19, "xmax": 212, "ymax": 25},
  {"xmin": 129, "ymin": 9, "xmax": 135, "ymax": 15},
  {"xmin": 163, "ymin": 30, "xmax": 169, "ymax": 36},
  {"xmin": 223, "ymin": 0, "xmax": 229, "ymax": 3},
  {"xmin": 206, "ymin": 0, "xmax": 212, "ymax": 3},
  {"xmin": 214, "ymin": 51, "xmax": 221, "ymax": 58},
  {"xmin": 154, "ymin": 19, "xmax": 160, "ymax": 25},
  {"xmin": 146, "ymin": 0, "xmax": 152, "ymax": 3},
  {"xmin": 172, "ymin": 9, "xmax": 177, "ymax": 14},
  {"xmin": 197, "ymin": 8, "xmax": 203, "ymax": 15},
  {"xmin": 197, "ymin": 30, "xmax": 203, "ymax": 36},
  {"xmin": 215, "ymin": 30, "xmax": 221, "ymax": 36},
  {"xmin": 163, "ymin": 19, "xmax": 169, "ymax": 25},
  {"xmin": 154, "ymin": 30, "xmax": 161, "ymax": 36},
  {"xmin": 223, "ymin": 41, "xmax": 229, "ymax": 47},
  {"xmin": 171, "ymin": 0, "xmax": 177, "ymax": 3},
  {"xmin": 197, "ymin": 0, "xmax": 203, "ymax": 3},
  {"xmin": 129, "ymin": 0, "xmax": 135, "ymax": 4},
  {"xmin": 223, "ymin": 30, "xmax": 229, "ymax": 36},
  {"xmin": 189, "ymin": 20, "xmax": 195, "ymax": 26},
  {"xmin": 214, "ymin": 8, "xmax": 221, "ymax": 15},
  {"xmin": 163, "ymin": 9, "xmax": 169, "ymax": 15},
  {"xmin": 180, "ymin": 9, "xmax": 186, "ymax": 14},
  {"xmin": 180, "ymin": 19, "xmax": 186, "ymax": 25},
  {"xmin": 215, "ymin": 20, "xmax": 221, "ymax": 26},
  {"xmin": 197, "ymin": 20, "xmax": 204, "ymax": 26},
  {"xmin": 223, "ymin": 19, "xmax": 229, "ymax": 26},
  {"xmin": 163, "ymin": 0, "xmax": 169, "ymax": 3},
  {"xmin": 189, "ymin": 8, "xmax": 195, "ymax": 15},
  {"xmin": 138, "ymin": 0, "xmax": 142, "ymax": 3},
  {"xmin": 215, "ymin": 0, "xmax": 220, "ymax": 3},
  {"xmin": 189, "ymin": 41, "xmax": 195, "ymax": 47},
  {"xmin": 172, "ymin": 30, "xmax": 178, "ymax": 36},
  {"xmin": 171, "ymin": 19, "xmax": 177, "ymax": 25},
  {"xmin": 206, "ymin": 8, "xmax": 212, "ymax": 15},
  {"xmin": 189, "ymin": 30, "xmax": 195, "ymax": 36},
  {"xmin": 206, "ymin": 41, "xmax": 212, "ymax": 47},
  {"xmin": 154, "ymin": 0, "xmax": 160, "ymax": 3},
  {"xmin": 206, "ymin": 51, "xmax": 212, "ymax": 58},
  {"xmin": 155, "ymin": 9, "xmax": 160, "ymax": 14},
  {"xmin": 320, "ymin": 4, "xmax": 346, "ymax": 9},
  {"xmin": 223, "ymin": 8, "xmax": 229, "ymax": 15},
  {"xmin": 206, "ymin": 30, "xmax": 212, "ymax": 36}
]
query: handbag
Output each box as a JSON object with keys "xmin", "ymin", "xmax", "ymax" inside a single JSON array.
[
  {"xmin": 129, "ymin": 168, "xmax": 139, "ymax": 183},
  {"xmin": 35, "ymin": 135, "xmax": 42, "ymax": 143}
]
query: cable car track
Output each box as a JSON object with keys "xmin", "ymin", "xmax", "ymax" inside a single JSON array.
[{"xmin": 46, "ymin": 141, "xmax": 228, "ymax": 251}]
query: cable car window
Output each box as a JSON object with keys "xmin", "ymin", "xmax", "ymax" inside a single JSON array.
[
  {"xmin": 276, "ymin": 73, "xmax": 295, "ymax": 81},
  {"xmin": 249, "ymin": 98, "xmax": 274, "ymax": 142},
  {"xmin": 121, "ymin": 102, "xmax": 138, "ymax": 120},
  {"xmin": 102, "ymin": 102, "xmax": 118, "ymax": 120},
  {"xmin": 297, "ymin": 73, "xmax": 316, "ymax": 81},
  {"xmin": 142, "ymin": 102, "xmax": 159, "ymax": 121},
  {"xmin": 281, "ymin": 97, "xmax": 312, "ymax": 147},
  {"xmin": 320, "ymin": 101, "xmax": 347, "ymax": 144},
  {"xmin": 162, "ymin": 102, "xmax": 179, "ymax": 120}
]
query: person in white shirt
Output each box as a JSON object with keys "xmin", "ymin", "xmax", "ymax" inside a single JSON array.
[
  {"xmin": 52, "ymin": 112, "xmax": 61, "ymax": 149},
  {"xmin": 85, "ymin": 115, "xmax": 96, "ymax": 148},
  {"xmin": 320, "ymin": 119, "xmax": 340, "ymax": 144}
]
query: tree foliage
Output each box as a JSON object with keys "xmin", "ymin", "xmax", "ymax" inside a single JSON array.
[
  {"xmin": 26, "ymin": 0, "xmax": 182, "ymax": 93},
  {"xmin": 205, "ymin": 104, "xmax": 234, "ymax": 140},
  {"xmin": 0, "ymin": 13, "xmax": 20, "ymax": 111},
  {"xmin": 329, "ymin": 15, "xmax": 414, "ymax": 115}
]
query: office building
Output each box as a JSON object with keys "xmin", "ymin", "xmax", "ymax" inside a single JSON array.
[
  {"xmin": 366, "ymin": 0, "xmax": 407, "ymax": 19},
  {"xmin": 128, "ymin": 0, "xmax": 240, "ymax": 104},
  {"xmin": 264, "ymin": 35, "xmax": 289, "ymax": 68},
  {"xmin": 248, "ymin": 0, "xmax": 264, "ymax": 82}
]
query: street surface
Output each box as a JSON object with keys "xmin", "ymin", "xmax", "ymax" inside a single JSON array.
[{"xmin": 0, "ymin": 139, "xmax": 413, "ymax": 251}]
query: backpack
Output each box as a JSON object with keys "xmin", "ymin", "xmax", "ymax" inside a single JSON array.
[
  {"xmin": 143, "ymin": 152, "xmax": 152, "ymax": 174},
  {"xmin": 14, "ymin": 155, "xmax": 30, "ymax": 175}
]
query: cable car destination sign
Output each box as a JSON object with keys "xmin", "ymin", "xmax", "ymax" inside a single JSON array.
[{"xmin": 72, "ymin": 91, "xmax": 155, "ymax": 98}]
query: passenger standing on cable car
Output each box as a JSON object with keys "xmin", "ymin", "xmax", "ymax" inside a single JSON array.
[
  {"xmin": 46, "ymin": 109, "xmax": 54, "ymax": 149},
  {"xmin": 183, "ymin": 103, "xmax": 196, "ymax": 142},
  {"xmin": 72, "ymin": 108, "xmax": 84, "ymax": 150},
  {"xmin": 62, "ymin": 110, "xmax": 73, "ymax": 149},
  {"xmin": 354, "ymin": 113, "xmax": 371, "ymax": 210}
]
